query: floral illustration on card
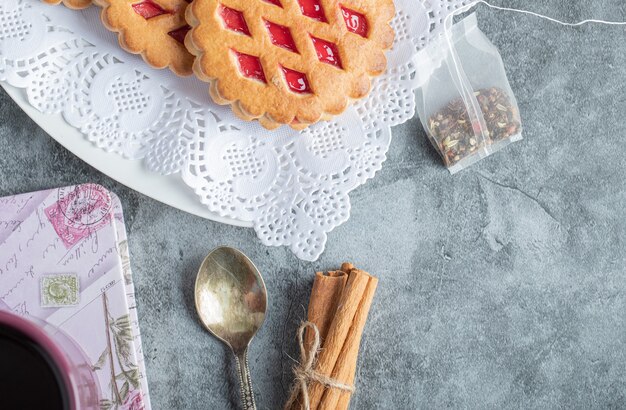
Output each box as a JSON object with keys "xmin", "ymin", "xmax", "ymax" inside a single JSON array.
[
  {"xmin": 93, "ymin": 293, "xmax": 144, "ymax": 410},
  {"xmin": 118, "ymin": 239, "xmax": 132, "ymax": 286}
]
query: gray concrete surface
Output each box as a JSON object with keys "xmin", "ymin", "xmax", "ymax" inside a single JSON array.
[{"xmin": 2, "ymin": 1, "xmax": 626, "ymax": 408}]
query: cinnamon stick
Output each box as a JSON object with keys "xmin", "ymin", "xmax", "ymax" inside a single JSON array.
[
  {"xmin": 304, "ymin": 270, "xmax": 348, "ymax": 351},
  {"xmin": 307, "ymin": 267, "xmax": 372, "ymax": 409},
  {"xmin": 286, "ymin": 264, "xmax": 377, "ymax": 410},
  {"xmin": 319, "ymin": 272, "xmax": 378, "ymax": 409},
  {"xmin": 287, "ymin": 269, "xmax": 348, "ymax": 410}
]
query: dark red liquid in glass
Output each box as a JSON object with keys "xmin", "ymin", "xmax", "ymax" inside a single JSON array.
[{"xmin": 0, "ymin": 324, "xmax": 70, "ymax": 410}]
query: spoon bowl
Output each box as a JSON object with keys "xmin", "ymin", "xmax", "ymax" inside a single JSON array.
[{"xmin": 195, "ymin": 247, "xmax": 267, "ymax": 410}]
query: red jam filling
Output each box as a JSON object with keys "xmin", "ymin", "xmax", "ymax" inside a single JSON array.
[
  {"xmin": 340, "ymin": 6, "xmax": 368, "ymax": 37},
  {"xmin": 168, "ymin": 25, "xmax": 190, "ymax": 44},
  {"xmin": 265, "ymin": 21, "xmax": 298, "ymax": 53},
  {"xmin": 310, "ymin": 36, "xmax": 342, "ymax": 68},
  {"xmin": 297, "ymin": 0, "xmax": 327, "ymax": 22},
  {"xmin": 132, "ymin": 0, "xmax": 169, "ymax": 19},
  {"xmin": 263, "ymin": 0, "xmax": 282, "ymax": 6},
  {"xmin": 233, "ymin": 51, "xmax": 267, "ymax": 83},
  {"xmin": 281, "ymin": 66, "xmax": 311, "ymax": 94},
  {"xmin": 219, "ymin": 5, "xmax": 250, "ymax": 35}
]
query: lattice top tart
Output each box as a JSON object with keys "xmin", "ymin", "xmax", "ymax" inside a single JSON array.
[
  {"xmin": 94, "ymin": 0, "xmax": 195, "ymax": 76},
  {"xmin": 42, "ymin": 0, "xmax": 92, "ymax": 9},
  {"xmin": 185, "ymin": 0, "xmax": 395, "ymax": 129}
]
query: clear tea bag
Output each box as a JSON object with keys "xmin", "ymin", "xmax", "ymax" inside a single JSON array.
[{"xmin": 414, "ymin": 13, "xmax": 522, "ymax": 173}]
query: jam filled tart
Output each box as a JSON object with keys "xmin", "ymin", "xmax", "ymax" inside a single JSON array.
[
  {"xmin": 185, "ymin": 0, "xmax": 395, "ymax": 129},
  {"xmin": 42, "ymin": 0, "xmax": 93, "ymax": 9},
  {"xmin": 94, "ymin": 0, "xmax": 195, "ymax": 76}
]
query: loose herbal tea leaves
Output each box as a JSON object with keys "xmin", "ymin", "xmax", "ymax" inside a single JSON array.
[
  {"xmin": 414, "ymin": 13, "xmax": 523, "ymax": 173},
  {"xmin": 427, "ymin": 87, "xmax": 521, "ymax": 167}
]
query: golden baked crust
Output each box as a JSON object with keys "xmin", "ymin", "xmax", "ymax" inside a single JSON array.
[
  {"xmin": 93, "ymin": 0, "xmax": 195, "ymax": 76},
  {"xmin": 42, "ymin": 0, "xmax": 92, "ymax": 10},
  {"xmin": 185, "ymin": 0, "xmax": 395, "ymax": 129}
]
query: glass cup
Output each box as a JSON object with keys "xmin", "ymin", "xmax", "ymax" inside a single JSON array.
[{"xmin": 0, "ymin": 308, "xmax": 101, "ymax": 409}]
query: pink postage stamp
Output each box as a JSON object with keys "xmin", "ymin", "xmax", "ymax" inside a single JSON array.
[{"xmin": 44, "ymin": 184, "xmax": 113, "ymax": 248}]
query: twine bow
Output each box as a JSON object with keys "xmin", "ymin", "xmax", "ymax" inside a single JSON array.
[{"xmin": 284, "ymin": 322, "xmax": 355, "ymax": 410}]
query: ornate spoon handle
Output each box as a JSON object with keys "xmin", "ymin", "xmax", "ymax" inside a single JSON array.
[{"xmin": 234, "ymin": 349, "xmax": 257, "ymax": 410}]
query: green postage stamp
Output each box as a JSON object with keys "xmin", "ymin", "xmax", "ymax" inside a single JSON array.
[{"xmin": 41, "ymin": 274, "xmax": 80, "ymax": 307}]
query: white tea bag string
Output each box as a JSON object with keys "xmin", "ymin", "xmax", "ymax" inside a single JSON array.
[
  {"xmin": 448, "ymin": 0, "xmax": 626, "ymax": 29},
  {"xmin": 445, "ymin": 0, "xmax": 626, "ymax": 68}
]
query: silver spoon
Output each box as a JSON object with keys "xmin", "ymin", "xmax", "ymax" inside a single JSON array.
[{"xmin": 194, "ymin": 247, "xmax": 267, "ymax": 410}]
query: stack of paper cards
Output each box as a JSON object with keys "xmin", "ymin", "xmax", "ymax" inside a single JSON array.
[{"xmin": 0, "ymin": 184, "xmax": 151, "ymax": 410}]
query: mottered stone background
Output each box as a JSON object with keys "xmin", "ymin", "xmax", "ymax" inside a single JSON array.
[{"xmin": 1, "ymin": 1, "xmax": 626, "ymax": 408}]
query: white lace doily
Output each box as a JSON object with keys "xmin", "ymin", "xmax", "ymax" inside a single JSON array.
[{"xmin": 0, "ymin": 0, "xmax": 473, "ymax": 261}]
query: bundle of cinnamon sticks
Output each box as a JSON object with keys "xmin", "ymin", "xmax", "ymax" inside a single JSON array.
[{"xmin": 285, "ymin": 263, "xmax": 378, "ymax": 410}]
